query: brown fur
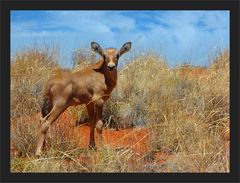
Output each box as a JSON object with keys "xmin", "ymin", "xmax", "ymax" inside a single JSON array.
[{"xmin": 35, "ymin": 41, "xmax": 131, "ymax": 156}]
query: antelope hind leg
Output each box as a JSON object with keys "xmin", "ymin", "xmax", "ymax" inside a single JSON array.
[{"xmin": 35, "ymin": 104, "xmax": 68, "ymax": 156}]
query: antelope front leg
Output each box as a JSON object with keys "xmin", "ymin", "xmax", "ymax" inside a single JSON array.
[
  {"xmin": 87, "ymin": 103, "xmax": 96, "ymax": 149},
  {"xmin": 95, "ymin": 99, "xmax": 104, "ymax": 148}
]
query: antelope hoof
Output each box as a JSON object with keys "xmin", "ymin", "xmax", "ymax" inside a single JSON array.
[
  {"xmin": 35, "ymin": 150, "xmax": 43, "ymax": 157},
  {"xmin": 39, "ymin": 117, "xmax": 43, "ymax": 124},
  {"xmin": 88, "ymin": 144, "xmax": 97, "ymax": 151}
]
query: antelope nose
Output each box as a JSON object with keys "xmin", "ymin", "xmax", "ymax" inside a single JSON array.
[{"xmin": 107, "ymin": 63, "xmax": 116, "ymax": 70}]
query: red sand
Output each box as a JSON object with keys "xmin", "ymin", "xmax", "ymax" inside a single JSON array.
[
  {"xmin": 58, "ymin": 111, "xmax": 149, "ymax": 156},
  {"xmin": 11, "ymin": 111, "xmax": 171, "ymax": 170},
  {"xmin": 177, "ymin": 67, "xmax": 209, "ymax": 79},
  {"xmin": 56, "ymin": 111, "xmax": 172, "ymax": 170}
]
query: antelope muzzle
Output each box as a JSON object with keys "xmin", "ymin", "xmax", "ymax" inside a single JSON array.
[{"xmin": 107, "ymin": 63, "xmax": 116, "ymax": 71}]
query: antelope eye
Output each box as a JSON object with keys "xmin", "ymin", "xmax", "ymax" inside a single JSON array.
[{"xmin": 116, "ymin": 54, "xmax": 119, "ymax": 59}]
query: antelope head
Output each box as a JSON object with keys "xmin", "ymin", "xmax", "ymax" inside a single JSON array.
[{"xmin": 91, "ymin": 41, "xmax": 132, "ymax": 72}]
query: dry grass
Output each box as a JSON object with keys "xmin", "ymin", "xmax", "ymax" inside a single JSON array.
[
  {"xmin": 10, "ymin": 46, "xmax": 68, "ymax": 119},
  {"xmin": 10, "ymin": 46, "xmax": 229, "ymax": 172}
]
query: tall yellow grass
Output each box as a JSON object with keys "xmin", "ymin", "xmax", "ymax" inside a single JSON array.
[{"xmin": 10, "ymin": 46, "xmax": 229, "ymax": 172}]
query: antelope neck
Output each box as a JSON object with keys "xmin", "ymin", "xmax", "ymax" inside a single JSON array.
[{"xmin": 101, "ymin": 61, "xmax": 117, "ymax": 89}]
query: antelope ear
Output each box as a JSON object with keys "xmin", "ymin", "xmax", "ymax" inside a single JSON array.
[
  {"xmin": 119, "ymin": 42, "xmax": 132, "ymax": 57},
  {"xmin": 91, "ymin": 42, "xmax": 104, "ymax": 56}
]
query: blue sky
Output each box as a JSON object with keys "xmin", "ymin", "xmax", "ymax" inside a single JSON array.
[{"xmin": 11, "ymin": 10, "xmax": 229, "ymax": 68}]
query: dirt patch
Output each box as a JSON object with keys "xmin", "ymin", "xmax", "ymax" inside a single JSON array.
[
  {"xmin": 177, "ymin": 67, "xmax": 209, "ymax": 79},
  {"xmin": 11, "ymin": 111, "xmax": 171, "ymax": 171},
  {"xmin": 58, "ymin": 111, "xmax": 171, "ymax": 170},
  {"xmin": 56, "ymin": 111, "xmax": 149, "ymax": 155}
]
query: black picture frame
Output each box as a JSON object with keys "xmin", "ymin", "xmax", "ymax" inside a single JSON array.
[{"xmin": 1, "ymin": 0, "xmax": 239, "ymax": 182}]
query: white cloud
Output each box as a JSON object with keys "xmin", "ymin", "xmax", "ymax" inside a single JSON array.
[{"xmin": 11, "ymin": 10, "xmax": 229, "ymax": 67}]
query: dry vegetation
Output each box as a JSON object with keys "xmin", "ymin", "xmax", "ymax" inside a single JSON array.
[{"xmin": 10, "ymin": 46, "xmax": 229, "ymax": 173}]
